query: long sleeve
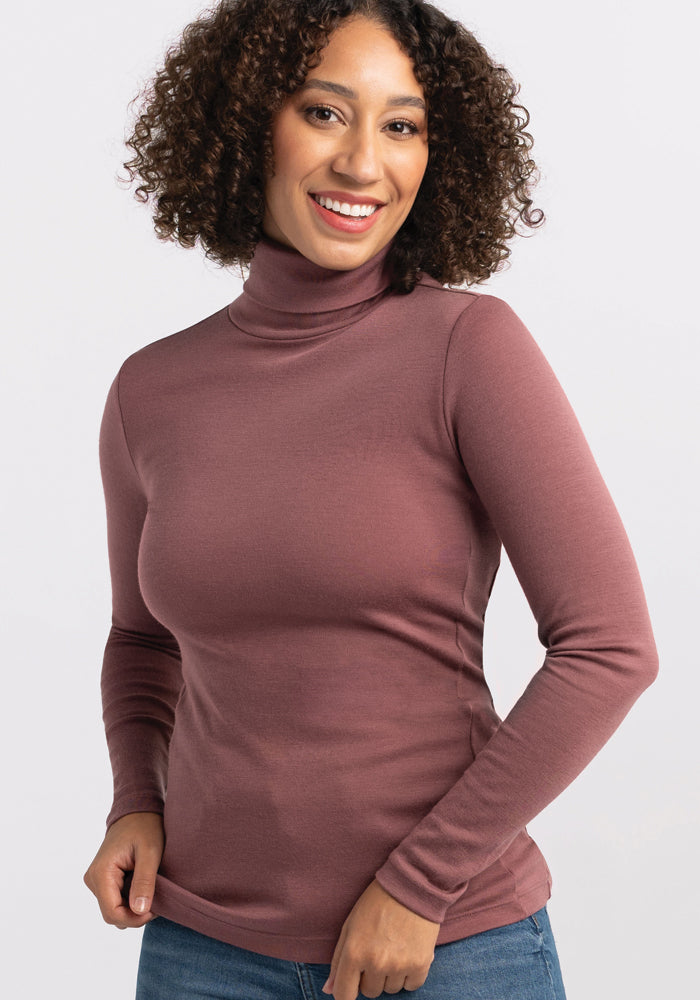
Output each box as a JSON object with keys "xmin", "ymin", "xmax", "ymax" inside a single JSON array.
[
  {"xmin": 98, "ymin": 368, "xmax": 183, "ymax": 830},
  {"xmin": 373, "ymin": 295, "xmax": 659, "ymax": 923}
]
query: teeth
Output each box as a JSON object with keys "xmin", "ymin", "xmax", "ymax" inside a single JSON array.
[{"xmin": 314, "ymin": 195, "xmax": 379, "ymax": 217}]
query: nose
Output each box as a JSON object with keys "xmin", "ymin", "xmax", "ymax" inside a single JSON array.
[{"xmin": 331, "ymin": 125, "xmax": 383, "ymax": 184}]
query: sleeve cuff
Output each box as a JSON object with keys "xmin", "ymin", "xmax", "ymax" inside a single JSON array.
[
  {"xmin": 374, "ymin": 855, "xmax": 469, "ymax": 925},
  {"xmin": 106, "ymin": 792, "xmax": 165, "ymax": 831}
]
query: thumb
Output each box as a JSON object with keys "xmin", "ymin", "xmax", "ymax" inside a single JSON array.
[{"xmin": 128, "ymin": 840, "xmax": 161, "ymax": 915}]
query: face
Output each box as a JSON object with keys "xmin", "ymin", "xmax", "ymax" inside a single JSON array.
[{"xmin": 262, "ymin": 16, "xmax": 429, "ymax": 270}]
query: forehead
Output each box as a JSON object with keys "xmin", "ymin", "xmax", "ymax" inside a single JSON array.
[{"xmin": 304, "ymin": 16, "xmax": 424, "ymax": 96}]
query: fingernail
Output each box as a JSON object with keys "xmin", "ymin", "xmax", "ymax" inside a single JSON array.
[
  {"xmin": 133, "ymin": 897, "xmax": 149, "ymax": 913},
  {"xmin": 321, "ymin": 980, "xmax": 330, "ymax": 994}
]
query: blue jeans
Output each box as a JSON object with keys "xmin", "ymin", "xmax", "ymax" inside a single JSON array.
[{"xmin": 135, "ymin": 906, "xmax": 567, "ymax": 999}]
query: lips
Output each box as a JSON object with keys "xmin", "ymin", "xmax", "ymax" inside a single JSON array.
[
  {"xmin": 308, "ymin": 192, "xmax": 384, "ymax": 233},
  {"xmin": 313, "ymin": 194, "xmax": 378, "ymax": 218}
]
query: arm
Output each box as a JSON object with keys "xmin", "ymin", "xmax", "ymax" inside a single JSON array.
[
  {"xmin": 326, "ymin": 295, "xmax": 658, "ymax": 1000},
  {"xmin": 371, "ymin": 295, "xmax": 659, "ymax": 921},
  {"xmin": 99, "ymin": 367, "xmax": 183, "ymax": 828},
  {"xmin": 84, "ymin": 367, "xmax": 183, "ymax": 925}
]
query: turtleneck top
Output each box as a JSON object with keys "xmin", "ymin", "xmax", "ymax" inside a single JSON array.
[{"xmin": 98, "ymin": 236, "xmax": 658, "ymax": 962}]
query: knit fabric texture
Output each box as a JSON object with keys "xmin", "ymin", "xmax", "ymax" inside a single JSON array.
[{"xmin": 98, "ymin": 237, "xmax": 658, "ymax": 961}]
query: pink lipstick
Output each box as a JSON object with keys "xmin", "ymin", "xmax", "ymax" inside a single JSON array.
[{"xmin": 308, "ymin": 193, "xmax": 384, "ymax": 233}]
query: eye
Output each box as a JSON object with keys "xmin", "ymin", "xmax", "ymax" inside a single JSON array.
[
  {"xmin": 304, "ymin": 104, "xmax": 344, "ymax": 126},
  {"xmin": 384, "ymin": 119, "xmax": 421, "ymax": 138}
]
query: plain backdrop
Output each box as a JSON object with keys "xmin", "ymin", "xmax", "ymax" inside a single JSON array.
[{"xmin": 1, "ymin": 1, "xmax": 697, "ymax": 996}]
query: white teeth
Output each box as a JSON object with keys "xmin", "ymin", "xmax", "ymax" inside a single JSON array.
[{"xmin": 314, "ymin": 195, "xmax": 379, "ymax": 217}]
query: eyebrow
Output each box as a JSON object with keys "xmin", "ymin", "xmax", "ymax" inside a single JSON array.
[{"xmin": 299, "ymin": 79, "xmax": 426, "ymax": 111}]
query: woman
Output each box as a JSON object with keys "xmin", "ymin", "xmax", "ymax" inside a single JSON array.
[{"xmin": 84, "ymin": 2, "xmax": 659, "ymax": 998}]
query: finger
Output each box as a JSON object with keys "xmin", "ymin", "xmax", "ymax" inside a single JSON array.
[
  {"xmin": 323, "ymin": 924, "xmax": 347, "ymax": 994},
  {"xmin": 402, "ymin": 969, "xmax": 431, "ymax": 991},
  {"xmin": 358, "ymin": 969, "xmax": 386, "ymax": 998},
  {"xmin": 382, "ymin": 974, "xmax": 410, "ymax": 995},
  {"xmin": 88, "ymin": 860, "xmax": 152, "ymax": 928},
  {"xmin": 110, "ymin": 899, "xmax": 156, "ymax": 929},
  {"xmin": 89, "ymin": 861, "xmax": 131, "ymax": 925},
  {"xmin": 330, "ymin": 951, "xmax": 362, "ymax": 1000},
  {"xmin": 128, "ymin": 839, "xmax": 161, "ymax": 916}
]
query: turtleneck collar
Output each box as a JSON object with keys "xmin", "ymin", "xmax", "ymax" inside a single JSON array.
[{"xmin": 227, "ymin": 237, "xmax": 394, "ymax": 340}]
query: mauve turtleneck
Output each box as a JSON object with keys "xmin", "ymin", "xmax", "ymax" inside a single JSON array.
[
  {"xmin": 229, "ymin": 236, "xmax": 394, "ymax": 338},
  {"xmin": 98, "ymin": 236, "xmax": 658, "ymax": 961}
]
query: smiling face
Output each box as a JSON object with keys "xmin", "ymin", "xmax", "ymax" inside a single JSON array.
[{"xmin": 262, "ymin": 16, "xmax": 429, "ymax": 271}]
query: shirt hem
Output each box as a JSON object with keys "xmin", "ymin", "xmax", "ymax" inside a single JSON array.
[{"xmin": 151, "ymin": 874, "xmax": 552, "ymax": 963}]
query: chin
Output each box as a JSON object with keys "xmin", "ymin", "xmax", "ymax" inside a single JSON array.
[{"xmin": 309, "ymin": 238, "xmax": 385, "ymax": 271}]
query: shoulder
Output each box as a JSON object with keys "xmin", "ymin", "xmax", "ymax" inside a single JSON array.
[
  {"xmin": 413, "ymin": 274, "xmax": 518, "ymax": 322},
  {"xmin": 408, "ymin": 275, "xmax": 527, "ymax": 345},
  {"xmin": 439, "ymin": 285, "xmax": 560, "ymax": 410},
  {"xmin": 112, "ymin": 304, "xmax": 230, "ymax": 396}
]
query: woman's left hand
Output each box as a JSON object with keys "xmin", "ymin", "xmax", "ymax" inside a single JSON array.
[{"xmin": 322, "ymin": 879, "xmax": 440, "ymax": 1000}]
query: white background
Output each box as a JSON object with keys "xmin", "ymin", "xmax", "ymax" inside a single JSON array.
[{"xmin": 2, "ymin": 1, "xmax": 697, "ymax": 996}]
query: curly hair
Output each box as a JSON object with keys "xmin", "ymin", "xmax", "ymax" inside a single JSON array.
[{"xmin": 120, "ymin": 0, "xmax": 543, "ymax": 293}]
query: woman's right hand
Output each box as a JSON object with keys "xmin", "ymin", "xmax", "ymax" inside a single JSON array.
[{"xmin": 83, "ymin": 811, "xmax": 165, "ymax": 929}]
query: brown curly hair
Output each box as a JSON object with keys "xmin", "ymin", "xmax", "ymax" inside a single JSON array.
[{"xmin": 120, "ymin": 0, "xmax": 543, "ymax": 293}]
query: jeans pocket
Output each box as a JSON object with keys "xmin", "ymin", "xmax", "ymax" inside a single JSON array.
[{"xmin": 528, "ymin": 907, "xmax": 546, "ymax": 934}]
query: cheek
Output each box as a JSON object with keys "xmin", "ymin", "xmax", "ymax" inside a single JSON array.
[
  {"xmin": 268, "ymin": 114, "xmax": 312, "ymax": 190},
  {"xmin": 401, "ymin": 148, "xmax": 429, "ymax": 202}
]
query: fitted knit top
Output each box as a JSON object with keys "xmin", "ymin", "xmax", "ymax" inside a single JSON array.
[{"xmin": 98, "ymin": 236, "xmax": 658, "ymax": 962}]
